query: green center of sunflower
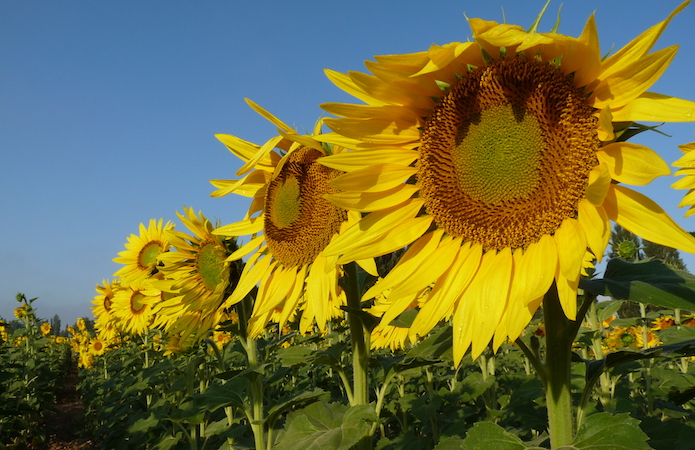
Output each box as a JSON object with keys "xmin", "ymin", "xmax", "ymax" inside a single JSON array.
[
  {"xmin": 270, "ymin": 176, "xmax": 302, "ymax": 229},
  {"xmin": 196, "ymin": 241, "xmax": 227, "ymax": 291},
  {"xmin": 453, "ymin": 104, "xmax": 543, "ymax": 205},
  {"xmin": 264, "ymin": 146, "xmax": 347, "ymax": 267},
  {"xmin": 130, "ymin": 292, "xmax": 147, "ymax": 314},
  {"xmin": 620, "ymin": 332, "xmax": 636, "ymax": 345},
  {"xmin": 139, "ymin": 242, "xmax": 162, "ymax": 269},
  {"xmin": 104, "ymin": 296, "xmax": 112, "ymax": 311},
  {"xmin": 418, "ymin": 57, "xmax": 599, "ymax": 251}
]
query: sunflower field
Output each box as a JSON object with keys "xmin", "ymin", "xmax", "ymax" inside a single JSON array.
[{"xmin": 7, "ymin": 1, "xmax": 695, "ymax": 449}]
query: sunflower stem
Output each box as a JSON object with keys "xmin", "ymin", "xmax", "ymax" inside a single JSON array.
[
  {"xmin": 542, "ymin": 283, "xmax": 574, "ymax": 449},
  {"xmin": 345, "ymin": 261, "xmax": 372, "ymax": 449},
  {"xmin": 238, "ymin": 292, "xmax": 266, "ymax": 450}
]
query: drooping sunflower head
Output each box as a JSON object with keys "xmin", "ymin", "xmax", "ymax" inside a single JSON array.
[
  {"xmin": 110, "ymin": 278, "xmax": 160, "ymax": 335},
  {"xmin": 154, "ymin": 207, "xmax": 237, "ymax": 344},
  {"xmin": 113, "ymin": 219, "xmax": 174, "ymax": 283},
  {"xmin": 92, "ymin": 279, "xmax": 119, "ymax": 326},
  {"xmin": 212, "ymin": 100, "xmax": 370, "ymax": 337},
  {"xmin": 263, "ymin": 145, "xmax": 347, "ymax": 267}
]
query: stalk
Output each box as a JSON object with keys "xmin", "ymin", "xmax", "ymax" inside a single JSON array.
[{"xmin": 542, "ymin": 284, "xmax": 574, "ymax": 449}]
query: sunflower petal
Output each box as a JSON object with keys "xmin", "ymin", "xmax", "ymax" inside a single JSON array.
[
  {"xmin": 611, "ymin": 92, "xmax": 695, "ymax": 122},
  {"xmin": 324, "ymin": 184, "xmax": 419, "ymax": 212},
  {"xmin": 577, "ymin": 200, "xmax": 610, "ymax": 262},
  {"xmin": 597, "ymin": 142, "xmax": 670, "ymax": 185},
  {"xmin": 554, "ymin": 218, "xmax": 588, "ymax": 283},
  {"xmin": 330, "ymin": 164, "xmax": 417, "ymax": 193},
  {"xmin": 318, "ymin": 147, "xmax": 418, "ymax": 171},
  {"xmin": 213, "ymin": 215, "xmax": 265, "ymax": 237},
  {"xmin": 603, "ymin": 184, "xmax": 695, "ymax": 254}
]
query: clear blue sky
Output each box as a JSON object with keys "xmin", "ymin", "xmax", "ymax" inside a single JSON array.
[{"xmin": 1, "ymin": 1, "xmax": 694, "ymax": 328}]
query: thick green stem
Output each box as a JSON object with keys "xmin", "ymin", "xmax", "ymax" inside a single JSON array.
[
  {"xmin": 345, "ymin": 262, "xmax": 370, "ymax": 407},
  {"xmin": 344, "ymin": 262, "xmax": 372, "ymax": 450},
  {"xmin": 543, "ymin": 284, "xmax": 574, "ymax": 449}
]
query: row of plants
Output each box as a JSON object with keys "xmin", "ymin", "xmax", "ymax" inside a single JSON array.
[
  {"xmin": 77, "ymin": 281, "xmax": 695, "ymax": 449},
  {"xmin": 0, "ymin": 294, "xmax": 72, "ymax": 449}
]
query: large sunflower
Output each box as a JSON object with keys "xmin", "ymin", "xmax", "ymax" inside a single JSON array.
[
  {"xmin": 113, "ymin": 219, "xmax": 174, "ymax": 283},
  {"xmin": 672, "ymin": 137, "xmax": 695, "ymax": 217},
  {"xmin": 317, "ymin": 2, "xmax": 695, "ymax": 363},
  {"xmin": 211, "ymin": 99, "xmax": 375, "ymax": 338},
  {"xmin": 154, "ymin": 207, "xmax": 235, "ymax": 344}
]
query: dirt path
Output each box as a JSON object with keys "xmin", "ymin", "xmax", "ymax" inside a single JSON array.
[{"xmin": 43, "ymin": 363, "xmax": 95, "ymax": 450}]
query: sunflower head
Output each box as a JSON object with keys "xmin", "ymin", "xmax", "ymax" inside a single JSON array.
[{"xmin": 113, "ymin": 219, "xmax": 174, "ymax": 283}]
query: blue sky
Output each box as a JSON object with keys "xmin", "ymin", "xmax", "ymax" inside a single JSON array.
[{"xmin": 1, "ymin": 1, "xmax": 694, "ymax": 328}]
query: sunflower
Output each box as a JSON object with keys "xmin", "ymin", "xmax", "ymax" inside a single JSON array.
[
  {"xmin": 317, "ymin": 3, "xmax": 695, "ymax": 363},
  {"xmin": 154, "ymin": 207, "xmax": 235, "ymax": 344},
  {"xmin": 89, "ymin": 337, "xmax": 106, "ymax": 356},
  {"xmin": 211, "ymin": 99, "xmax": 375, "ymax": 338},
  {"xmin": 113, "ymin": 219, "xmax": 174, "ymax": 283},
  {"xmin": 92, "ymin": 279, "xmax": 118, "ymax": 330},
  {"xmin": 110, "ymin": 278, "xmax": 160, "ymax": 335},
  {"xmin": 672, "ymin": 138, "xmax": 695, "ymax": 217}
]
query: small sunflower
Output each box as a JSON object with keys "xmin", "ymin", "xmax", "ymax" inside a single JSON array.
[
  {"xmin": 672, "ymin": 138, "xmax": 695, "ymax": 217},
  {"xmin": 89, "ymin": 337, "xmax": 106, "ymax": 356},
  {"xmin": 40, "ymin": 323, "xmax": 51, "ymax": 336},
  {"xmin": 92, "ymin": 279, "xmax": 119, "ymax": 330},
  {"xmin": 317, "ymin": 2, "xmax": 695, "ymax": 363},
  {"xmin": 211, "ymin": 99, "xmax": 375, "ymax": 338},
  {"xmin": 113, "ymin": 219, "xmax": 174, "ymax": 283},
  {"xmin": 110, "ymin": 279, "xmax": 160, "ymax": 335},
  {"xmin": 154, "ymin": 207, "xmax": 235, "ymax": 343}
]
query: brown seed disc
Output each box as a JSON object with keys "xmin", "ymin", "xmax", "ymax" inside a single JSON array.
[
  {"xmin": 264, "ymin": 146, "xmax": 347, "ymax": 267},
  {"xmin": 418, "ymin": 57, "xmax": 600, "ymax": 251}
]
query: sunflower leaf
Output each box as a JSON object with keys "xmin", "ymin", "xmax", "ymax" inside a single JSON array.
[
  {"xmin": 566, "ymin": 413, "xmax": 650, "ymax": 450},
  {"xmin": 457, "ymin": 421, "xmax": 532, "ymax": 449},
  {"xmin": 579, "ymin": 259, "xmax": 695, "ymax": 310}
]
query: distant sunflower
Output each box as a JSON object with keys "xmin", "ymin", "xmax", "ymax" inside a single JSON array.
[
  {"xmin": 90, "ymin": 337, "xmax": 106, "ymax": 356},
  {"xmin": 110, "ymin": 279, "xmax": 160, "ymax": 335},
  {"xmin": 318, "ymin": 3, "xmax": 695, "ymax": 362},
  {"xmin": 92, "ymin": 279, "xmax": 118, "ymax": 329},
  {"xmin": 211, "ymin": 99, "xmax": 374, "ymax": 338},
  {"xmin": 40, "ymin": 323, "xmax": 51, "ymax": 336},
  {"xmin": 672, "ymin": 138, "xmax": 695, "ymax": 217},
  {"xmin": 113, "ymin": 219, "xmax": 174, "ymax": 283},
  {"xmin": 154, "ymin": 207, "xmax": 235, "ymax": 343}
]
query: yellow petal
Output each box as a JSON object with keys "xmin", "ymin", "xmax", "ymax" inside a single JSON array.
[
  {"xmin": 554, "ymin": 218, "xmax": 587, "ymax": 283},
  {"xmin": 495, "ymin": 296, "xmax": 543, "ymax": 351},
  {"xmin": 210, "ymin": 170, "xmax": 268, "ymax": 198},
  {"xmin": 330, "ymin": 164, "xmax": 417, "ymax": 193},
  {"xmin": 611, "ymin": 93, "xmax": 695, "ymax": 122},
  {"xmin": 213, "ymin": 215, "xmax": 265, "ymax": 237},
  {"xmin": 455, "ymin": 248, "xmax": 513, "ymax": 362},
  {"xmin": 596, "ymin": 106, "xmax": 614, "ymax": 142},
  {"xmin": 597, "ymin": 142, "xmax": 670, "ymax": 185},
  {"xmin": 603, "ymin": 184, "xmax": 695, "ymax": 254},
  {"xmin": 585, "ymin": 164, "xmax": 612, "ymax": 206},
  {"xmin": 411, "ymin": 243, "xmax": 482, "ymax": 339},
  {"xmin": 215, "ymin": 134, "xmax": 278, "ymax": 170},
  {"xmin": 591, "ymin": 46, "xmax": 678, "ymax": 111},
  {"xmin": 324, "ymin": 69, "xmax": 389, "ymax": 106},
  {"xmin": 363, "ymin": 230, "xmax": 444, "ymax": 300},
  {"xmin": 388, "ymin": 235, "xmax": 461, "ymax": 300},
  {"xmin": 225, "ymin": 235, "xmax": 265, "ymax": 262},
  {"xmin": 337, "ymin": 216, "xmax": 433, "ymax": 263},
  {"xmin": 577, "ymin": 199, "xmax": 610, "ymax": 262},
  {"xmin": 600, "ymin": 1, "xmax": 689, "ymax": 81},
  {"xmin": 554, "ymin": 266, "xmax": 578, "ymax": 320},
  {"xmin": 237, "ymin": 135, "xmax": 284, "ymax": 176},
  {"xmin": 277, "ymin": 129, "xmax": 325, "ymax": 152},
  {"xmin": 318, "ymin": 147, "xmax": 418, "ymax": 171},
  {"xmin": 224, "ymin": 254, "xmax": 273, "ymax": 308},
  {"xmin": 323, "ymin": 117, "xmax": 421, "ymax": 145},
  {"xmin": 245, "ymin": 98, "xmax": 294, "ymax": 134},
  {"xmin": 324, "ymin": 184, "xmax": 419, "ymax": 212},
  {"xmin": 356, "ymin": 258, "xmax": 378, "ymax": 277},
  {"xmin": 511, "ymin": 234, "xmax": 557, "ymax": 304},
  {"xmin": 322, "ymin": 199, "xmax": 424, "ymax": 257}
]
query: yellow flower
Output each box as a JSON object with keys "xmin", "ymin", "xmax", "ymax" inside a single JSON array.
[
  {"xmin": 316, "ymin": 3, "xmax": 695, "ymax": 363},
  {"xmin": 154, "ymin": 207, "xmax": 234, "ymax": 344},
  {"xmin": 110, "ymin": 279, "xmax": 160, "ymax": 335},
  {"xmin": 92, "ymin": 279, "xmax": 119, "ymax": 330},
  {"xmin": 14, "ymin": 305, "xmax": 26, "ymax": 320},
  {"xmin": 90, "ymin": 338, "xmax": 106, "ymax": 356},
  {"xmin": 672, "ymin": 138, "xmax": 695, "ymax": 217},
  {"xmin": 605, "ymin": 325, "xmax": 660, "ymax": 350},
  {"xmin": 40, "ymin": 323, "xmax": 51, "ymax": 336},
  {"xmin": 113, "ymin": 219, "xmax": 174, "ymax": 283},
  {"xmin": 211, "ymin": 100, "xmax": 376, "ymax": 337},
  {"xmin": 651, "ymin": 315, "xmax": 676, "ymax": 330}
]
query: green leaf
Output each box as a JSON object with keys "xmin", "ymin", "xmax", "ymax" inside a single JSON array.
[
  {"xmin": 565, "ymin": 413, "xmax": 651, "ymax": 450},
  {"xmin": 405, "ymin": 326, "xmax": 453, "ymax": 361},
  {"xmin": 266, "ymin": 389, "xmax": 327, "ymax": 428},
  {"xmin": 389, "ymin": 309, "xmax": 419, "ymax": 328},
  {"xmin": 274, "ymin": 402, "xmax": 375, "ymax": 450},
  {"xmin": 191, "ymin": 378, "xmax": 247, "ymax": 412},
  {"xmin": 128, "ymin": 412, "xmax": 158, "ymax": 433},
  {"xmin": 580, "ymin": 259, "xmax": 695, "ymax": 310},
  {"xmin": 275, "ymin": 346, "xmax": 317, "ymax": 367},
  {"xmin": 459, "ymin": 422, "xmax": 529, "ymax": 449}
]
